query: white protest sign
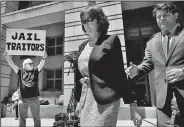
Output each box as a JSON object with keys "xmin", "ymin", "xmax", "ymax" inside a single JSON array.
[{"xmin": 6, "ymin": 29, "xmax": 46, "ymax": 56}]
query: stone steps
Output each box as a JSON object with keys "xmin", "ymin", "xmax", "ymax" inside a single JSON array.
[
  {"xmin": 1, "ymin": 118, "xmax": 157, "ymax": 127},
  {"xmin": 117, "ymin": 118, "xmax": 157, "ymax": 126},
  {"xmin": 4, "ymin": 106, "xmax": 157, "ymax": 127},
  {"xmin": 39, "ymin": 91, "xmax": 63, "ymax": 105},
  {"xmin": 118, "ymin": 106, "xmax": 156, "ymax": 120},
  {"xmin": 5, "ymin": 104, "xmax": 63, "ymax": 118},
  {"xmin": 5, "ymin": 104, "xmax": 156, "ymax": 120}
]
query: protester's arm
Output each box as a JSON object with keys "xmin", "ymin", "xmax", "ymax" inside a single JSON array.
[
  {"xmin": 3, "ymin": 50, "xmax": 19, "ymax": 74},
  {"xmin": 37, "ymin": 51, "xmax": 47, "ymax": 72}
]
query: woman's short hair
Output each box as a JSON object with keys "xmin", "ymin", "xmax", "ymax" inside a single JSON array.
[
  {"xmin": 153, "ymin": 2, "xmax": 178, "ymax": 17},
  {"xmin": 80, "ymin": 5, "xmax": 109, "ymax": 35}
]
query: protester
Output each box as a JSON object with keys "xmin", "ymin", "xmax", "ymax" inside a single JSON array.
[{"xmin": 4, "ymin": 50, "xmax": 47, "ymax": 127}]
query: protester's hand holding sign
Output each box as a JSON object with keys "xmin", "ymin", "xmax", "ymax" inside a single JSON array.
[
  {"xmin": 42, "ymin": 51, "xmax": 48, "ymax": 60},
  {"xmin": 4, "ymin": 27, "xmax": 47, "ymax": 127},
  {"xmin": 3, "ymin": 50, "xmax": 8, "ymax": 57},
  {"xmin": 37, "ymin": 51, "xmax": 48, "ymax": 72}
]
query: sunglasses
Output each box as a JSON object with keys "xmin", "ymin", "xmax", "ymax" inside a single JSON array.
[
  {"xmin": 81, "ymin": 17, "xmax": 95, "ymax": 24},
  {"xmin": 27, "ymin": 63, "xmax": 33, "ymax": 65}
]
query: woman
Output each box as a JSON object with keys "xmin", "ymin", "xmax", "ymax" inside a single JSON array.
[{"xmin": 74, "ymin": 5, "xmax": 142, "ymax": 127}]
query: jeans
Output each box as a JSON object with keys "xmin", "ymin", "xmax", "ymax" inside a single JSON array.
[{"xmin": 18, "ymin": 97, "xmax": 40, "ymax": 127}]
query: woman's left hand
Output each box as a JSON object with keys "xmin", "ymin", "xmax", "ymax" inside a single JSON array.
[
  {"xmin": 130, "ymin": 103, "xmax": 142, "ymax": 127},
  {"xmin": 75, "ymin": 102, "xmax": 83, "ymax": 117},
  {"xmin": 132, "ymin": 111, "xmax": 142, "ymax": 127}
]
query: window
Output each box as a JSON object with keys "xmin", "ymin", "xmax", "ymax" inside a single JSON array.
[
  {"xmin": 18, "ymin": 1, "xmax": 52, "ymax": 10},
  {"xmin": 46, "ymin": 36, "xmax": 63, "ymax": 56},
  {"xmin": 18, "ymin": 1, "xmax": 32, "ymax": 10},
  {"xmin": 46, "ymin": 69, "xmax": 62, "ymax": 91},
  {"xmin": 123, "ymin": 6, "xmax": 159, "ymax": 106}
]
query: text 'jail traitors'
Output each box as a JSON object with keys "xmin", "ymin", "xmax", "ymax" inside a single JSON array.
[{"xmin": 6, "ymin": 32, "xmax": 45, "ymax": 51}]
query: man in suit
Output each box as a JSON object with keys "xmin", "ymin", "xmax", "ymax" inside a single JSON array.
[{"xmin": 127, "ymin": 2, "xmax": 184, "ymax": 127}]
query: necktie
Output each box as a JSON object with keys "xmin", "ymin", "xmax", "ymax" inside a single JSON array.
[{"xmin": 162, "ymin": 33, "xmax": 170, "ymax": 58}]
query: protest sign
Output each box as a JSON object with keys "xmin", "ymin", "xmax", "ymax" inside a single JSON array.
[{"xmin": 6, "ymin": 29, "xmax": 46, "ymax": 56}]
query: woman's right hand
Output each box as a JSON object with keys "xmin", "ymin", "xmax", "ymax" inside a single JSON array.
[
  {"xmin": 130, "ymin": 103, "xmax": 142, "ymax": 127},
  {"xmin": 75, "ymin": 103, "xmax": 83, "ymax": 117},
  {"xmin": 75, "ymin": 108, "xmax": 81, "ymax": 117}
]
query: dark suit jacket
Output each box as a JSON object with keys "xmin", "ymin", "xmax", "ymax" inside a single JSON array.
[
  {"xmin": 136, "ymin": 26, "xmax": 184, "ymax": 108},
  {"xmin": 74, "ymin": 34, "xmax": 134, "ymax": 105}
]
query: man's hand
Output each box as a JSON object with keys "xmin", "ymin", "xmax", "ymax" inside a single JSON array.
[
  {"xmin": 166, "ymin": 68, "xmax": 184, "ymax": 83},
  {"xmin": 127, "ymin": 62, "xmax": 138, "ymax": 79}
]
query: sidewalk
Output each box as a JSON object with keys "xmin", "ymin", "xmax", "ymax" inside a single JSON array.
[
  {"xmin": 1, "ymin": 118, "xmax": 54, "ymax": 127},
  {"xmin": 117, "ymin": 118, "xmax": 157, "ymax": 127},
  {"xmin": 1, "ymin": 117, "xmax": 156, "ymax": 127}
]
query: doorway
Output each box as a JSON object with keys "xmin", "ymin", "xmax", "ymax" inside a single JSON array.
[{"xmin": 122, "ymin": 6, "xmax": 160, "ymax": 106}]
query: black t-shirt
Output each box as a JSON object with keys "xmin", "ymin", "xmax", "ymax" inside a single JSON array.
[{"xmin": 17, "ymin": 67, "xmax": 40, "ymax": 99}]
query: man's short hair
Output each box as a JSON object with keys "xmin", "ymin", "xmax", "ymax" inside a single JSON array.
[{"xmin": 153, "ymin": 2, "xmax": 179, "ymax": 17}]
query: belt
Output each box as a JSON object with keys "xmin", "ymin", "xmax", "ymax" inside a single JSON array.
[{"xmin": 22, "ymin": 96, "xmax": 38, "ymax": 100}]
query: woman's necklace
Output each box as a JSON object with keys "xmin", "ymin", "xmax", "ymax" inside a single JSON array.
[
  {"xmin": 88, "ymin": 34, "xmax": 100, "ymax": 47},
  {"xmin": 88, "ymin": 39, "xmax": 97, "ymax": 47}
]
